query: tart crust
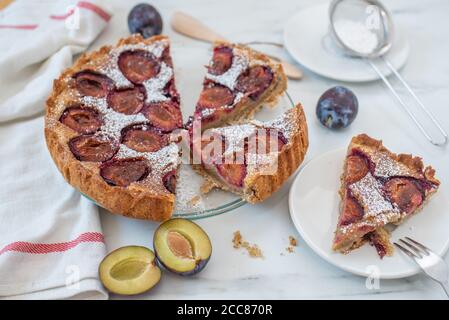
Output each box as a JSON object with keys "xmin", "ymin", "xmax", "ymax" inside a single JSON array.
[
  {"xmin": 45, "ymin": 35, "xmax": 177, "ymax": 221},
  {"xmin": 193, "ymin": 104, "xmax": 309, "ymax": 203}
]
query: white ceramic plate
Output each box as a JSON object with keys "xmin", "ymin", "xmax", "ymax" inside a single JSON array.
[
  {"xmin": 283, "ymin": 3, "xmax": 410, "ymax": 82},
  {"xmin": 288, "ymin": 148, "xmax": 449, "ymax": 279}
]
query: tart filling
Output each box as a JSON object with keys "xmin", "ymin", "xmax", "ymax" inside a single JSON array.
[
  {"xmin": 191, "ymin": 43, "xmax": 285, "ymax": 131},
  {"xmin": 333, "ymin": 134, "xmax": 440, "ymax": 258},
  {"xmin": 191, "ymin": 106, "xmax": 307, "ymax": 202},
  {"xmin": 52, "ymin": 35, "xmax": 183, "ymax": 196}
]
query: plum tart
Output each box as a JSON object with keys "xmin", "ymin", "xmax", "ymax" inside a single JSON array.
[
  {"xmin": 45, "ymin": 34, "xmax": 304, "ymax": 221},
  {"xmin": 45, "ymin": 35, "xmax": 183, "ymax": 221},
  {"xmin": 333, "ymin": 134, "xmax": 440, "ymax": 258},
  {"xmin": 191, "ymin": 104, "xmax": 308, "ymax": 203},
  {"xmin": 191, "ymin": 42, "xmax": 287, "ymax": 131}
]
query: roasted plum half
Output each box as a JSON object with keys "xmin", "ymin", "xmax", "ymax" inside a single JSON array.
[
  {"xmin": 154, "ymin": 219, "xmax": 212, "ymax": 275},
  {"xmin": 99, "ymin": 246, "xmax": 161, "ymax": 296}
]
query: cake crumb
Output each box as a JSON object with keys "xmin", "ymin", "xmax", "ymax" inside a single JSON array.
[
  {"xmin": 289, "ymin": 236, "xmax": 297, "ymax": 247},
  {"xmin": 285, "ymin": 236, "xmax": 298, "ymax": 253},
  {"xmin": 232, "ymin": 231, "xmax": 263, "ymax": 258},
  {"xmin": 200, "ymin": 178, "xmax": 218, "ymax": 194}
]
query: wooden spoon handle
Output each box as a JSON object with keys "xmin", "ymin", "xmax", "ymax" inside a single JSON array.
[{"xmin": 171, "ymin": 11, "xmax": 228, "ymax": 43}]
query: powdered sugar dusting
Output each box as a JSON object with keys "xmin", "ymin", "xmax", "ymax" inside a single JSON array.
[
  {"xmin": 371, "ymin": 152, "xmax": 412, "ymax": 178},
  {"xmin": 101, "ymin": 39, "xmax": 169, "ymax": 89},
  {"xmin": 199, "ymin": 92, "xmax": 244, "ymax": 118},
  {"xmin": 252, "ymin": 109, "xmax": 296, "ymax": 140},
  {"xmin": 143, "ymin": 62, "xmax": 172, "ymax": 103},
  {"xmin": 214, "ymin": 124, "xmax": 255, "ymax": 155},
  {"xmin": 174, "ymin": 165, "xmax": 207, "ymax": 213},
  {"xmin": 80, "ymin": 96, "xmax": 147, "ymax": 140},
  {"xmin": 350, "ymin": 172, "xmax": 400, "ymax": 220},
  {"xmin": 206, "ymin": 49, "xmax": 249, "ymax": 90},
  {"xmin": 117, "ymin": 143, "xmax": 180, "ymax": 177}
]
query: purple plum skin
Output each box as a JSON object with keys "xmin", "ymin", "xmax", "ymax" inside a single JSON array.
[
  {"xmin": 155, "ymin": 251, "xmax": 211, "ymax": 276},
  {"xmin": 316, "ymin": 86, "xmax": 358, "ymax": 129},
  {"xmin": 128, "ymin": 3, "xmax": 163, "ymax": 38}
]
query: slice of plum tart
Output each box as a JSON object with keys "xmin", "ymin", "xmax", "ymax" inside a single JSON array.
[
  {"xmin": 190, "ymin": 42, "xmax": 287, "ymax": 131},
  {"xmin": 45, "ymin": 35, "xmax": 183, "ymax": 221},
  {"xmin": 333, "ymin": 134, "xmax": 440, "ymax": 258},
  {"xmin": 191, "ymin": 104, "xmax": 308, "ymax": 203}
]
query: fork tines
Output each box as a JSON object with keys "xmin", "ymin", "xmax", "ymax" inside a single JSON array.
[{"xmin": 394, "ymin": 237, "xmax": 430, "ymax": 259}]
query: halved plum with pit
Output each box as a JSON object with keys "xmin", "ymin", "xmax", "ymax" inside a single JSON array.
[
  {"xmin": 384, "ymin": 178, "xmax": 423, "ymax": 215},
  {"xmin": 100, "ymin": 158, "xmax": 149, "ymax": 187},
  {"xmin": 99, "ymin": 246, "xmax": 161, "ymax": 295},
  {"xmin": 153, "ymin": 218, "xmax": 212, "ymax": 275},
  {"xmin": 73, "ymin": 70, "xmax": 113, "ymax": 98},
  {"xmin": 118, "ymin": 50, "xmax": 160, "ymax": 84},
  {"xmin": 107, "ymin": 87, "xmax": 145, "ymax": 115},
  {"xmin": 142, "ymin": 101, "xmax": 182, "ymax": 132},
  {"xmin": 121, "ymin": 123, "xmax": 168, "ymax": 153},
  {"xmin": 69, "ymin": 134, "xmax": 117, "ymax": 162},
  {"xmin": 60, "ymin": 105, "xmax": 102, "ymax": 134},
  {"xmin": 208, "ymin": 46, "xmax": 233, "ymax": 75},
  {"xmin": 236, "ymin": 66, "xmax": 273, "ymax": 100},
  {"xmin": 197, "ymin": 85, "xmax": 234, "ymax": 109}
]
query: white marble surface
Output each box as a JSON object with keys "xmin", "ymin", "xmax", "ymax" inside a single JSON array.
[{"xmin": 95, "ymin": 0, "xmax": 449, "ymax": 299}]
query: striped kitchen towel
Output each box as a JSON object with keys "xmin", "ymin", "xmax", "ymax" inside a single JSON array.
[{"xmin": 0, "ymin": 0, "xmax": 112, "ymax": 299}]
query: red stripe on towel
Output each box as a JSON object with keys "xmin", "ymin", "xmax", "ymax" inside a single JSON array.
[
  {"xmin": 0, "ymin": 24, "xmax": 38, "ymax": 30},
  {"xmin": 77, "ymin": 1, "xmax": 110, "ymax": 22},
  {"xmin": 50, "ymin": 8, "xmax": 75, "ymax": 20},
  {"xmin": 0, "ymin": 232, "xmax": 104, "ymax": 255},
  {"xmin": 50, "ymin": 1, "xmax": 111, "ymax": 22}
]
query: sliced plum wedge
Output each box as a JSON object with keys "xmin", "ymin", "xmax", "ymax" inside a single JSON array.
[
  {"xmin": 162, "ymin": 170, "xmax": 177, "ymax": 194},
  {"xmin": 100, "ymin": 158, "xmax": 149, "ymax": 187},
  {"xmin": 154, "ymin": 219, "xmax": 212, "ymax": 275},
  {"xmin": 73, "ymin": 70, "xmax": 113, "ymax": 98},
  {"xmin": 142, "ymin": 101, "xmax": 182, "ymax": 132},
  {"xmin": 208, "ymin": 46, "xmax": 233, "ymax": 75},
  {"xmin": 197, "ymin": 85, "xmax": 234, "ymax": 109},
  {"xmin": 121, "ymin": 123, "xmax": 168, "ymax": 153},
  {"xmin": 345, "ymin": 154, "xmax": 369, "ymax": 184},
  {"xmin": 60, "ymin": 105, "xmax": 102, "ymax": 134},
  {"xmin": 99, "ymin": 246, "xmax": 161, "ymax": 295},
  {"xmin": 118, "ymin": 50, "xmax": 160, "ymax": 84},
  {"xmin": 69, "ymin": 134, "xmax": 117, "ymax": 162},
  {"xmin": 384, "ymin": 178, "xmax": 423, "ymax": 215},
  {"xmin": 107, "ymin": 87, "xmax": 145, "ymax": 115},
  {"xmin": 216, "ymin": 162, "xmax": 247, "ymax": 188},
  {"xmin": 236, "ymin": 66, "xmax": 273, "ymax": 100}
]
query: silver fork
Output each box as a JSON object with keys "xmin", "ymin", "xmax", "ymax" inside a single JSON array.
[{"xmin": 394, "ymin": 237, "xmax": 449, "ymax": 298}]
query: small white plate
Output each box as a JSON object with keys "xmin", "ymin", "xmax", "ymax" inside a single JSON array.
[
  {"xmin": 283, "ymin": 4, "xmax": 410, "ymax": 82},
  {"xmin": 288, "ymin": 148, "xmax": 449, "ymax": 279}
]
